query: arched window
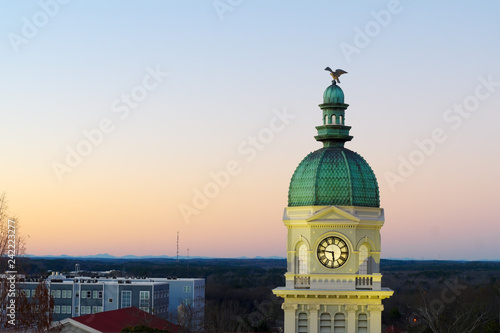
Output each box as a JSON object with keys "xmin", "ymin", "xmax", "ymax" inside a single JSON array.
[
  {"xmin": 298, "ymin": 312, "xmax": 308, "ymax": 333},
  {"xmin": 298, "ymin": 244, "xmax": 307, "ymax": 274},
  {"xmin": 359, "ymin": 244, "xmax": 369, "ymax": 275},
  {"xmin": 339, "ymin": 115, "xmax": 344, "ymax": 125},
  {"xmin": 324, "ymin": 114, "xmax": 328, "ymax": 125},
  {"xmin": 333, "ymin": 313, "xmax": 345, "ymax": 333},
  {"xmin": 320, "ymin": 313, "xmax": 332, "ymax": 333},
  {"xmin": 358, "ymin": 313, "xmax": 368, "ymax": 333}
]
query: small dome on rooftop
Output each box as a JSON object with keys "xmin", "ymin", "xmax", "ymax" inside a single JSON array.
[{"xmin": 323, "ymin": 83, "xmax": 345, "ymax": 104}]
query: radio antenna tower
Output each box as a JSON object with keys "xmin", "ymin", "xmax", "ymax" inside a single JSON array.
[{"xmin": 176, "ymin": 231, "xmax": 179, "ymax": 262}]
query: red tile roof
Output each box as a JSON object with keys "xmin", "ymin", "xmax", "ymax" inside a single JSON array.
[{"xmin": 70, "ymin": 307, "xmax": 179, "ymax": 333}]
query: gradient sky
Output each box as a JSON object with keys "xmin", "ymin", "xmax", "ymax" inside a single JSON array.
[{"xmin": 1, "ymin": 1, "xmax": 499, "ymax": 260}]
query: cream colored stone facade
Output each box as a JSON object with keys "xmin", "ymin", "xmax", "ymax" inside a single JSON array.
[{"xmin": 273, "ymin": 205, "xmax": 393, "ymax": 333}]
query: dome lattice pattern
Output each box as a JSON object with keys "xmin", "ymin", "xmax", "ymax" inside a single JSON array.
[{"xmin": 288, "ymin": 147, "xmax": 379, "ymax": 207}]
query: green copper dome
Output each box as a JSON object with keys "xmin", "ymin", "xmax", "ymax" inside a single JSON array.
[
  {"xmin": 288, "ymin": 147, "xmax": 379, "ymax": 207},
  {"xmin": 287, "ymin": 74, "xmax": 380, "ymax": 208},
  {"xmin": 323, "ymin": 84, "xmax": 345, "ymax": 104}
]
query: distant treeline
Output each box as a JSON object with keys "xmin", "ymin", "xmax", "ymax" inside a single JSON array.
[
  {"xmin": 10, "ymin": 257, "xmax": 500, "ymax": 332},
  {"xmin": 15, "ymin": 257, "xmax": 500, "ymax": 278}
]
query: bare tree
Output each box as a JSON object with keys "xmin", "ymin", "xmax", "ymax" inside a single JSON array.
[
  {"xmin": 25, "ymin": 280, "xmax": 59, "ymax": 332},
  {"xmin": 411, "ymin": 285, "xmax": 493, "ymax": 333},
  {"xmin": 0, "ymin": 192, "xmax": 27, "ymax": 271},
  {"xmin": 176, "ymin": 298, "xmax": 206, "ymax": 333},
  {"xmin": 204, "ymin": 299, "xmax": 249, "ymax": 332},
  {"xmin": 1, "ymin": 278, "xmax": 59, "ymax": 332},
  {"xmin": 0, "ymin": 193, "xmax": 56, "ymax": 331}
]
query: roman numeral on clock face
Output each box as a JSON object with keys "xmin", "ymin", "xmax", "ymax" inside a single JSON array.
[{"xmin": 317, "ymin": 236, "xmax": 350, "ymax": 269}]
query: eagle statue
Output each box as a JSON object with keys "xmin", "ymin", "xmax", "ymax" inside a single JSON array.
[{"xmin": 325, "ymin": 67, "xmax": 347, "ymax": 84}]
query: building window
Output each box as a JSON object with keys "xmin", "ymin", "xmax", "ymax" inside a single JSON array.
[
  {"xmin": 320, "ymin": 313, "xmax": 331, "ymax": 333},
  {"xmin": 121, "ymin": 291, "xmax": 132, "ymax": 308},
  {"xmin": 298, "ymin": 244, "xmax": 308, "ymax": 274},
  {"xmin": 298, "ymin": 312, "xmax": 308, "ymax": 333},
  {"xmin": 333, "ymin": 313, "xmax": 345, "ymax": 333},
  {"xmin": 183, "ymin": 286, "xmax": 191, "ymax": 293},
  {"xmin": 54, "ymin": 306, "xmax": 60, "ymax": 314},
  {"xmin": 92, "ymin": 306, "xmax": 97, "ymax": 314},
  {"xmin": 25, "ymin": 290, "xmax": 30, "ymax": 298},
  {"xmin": 359, "ymin": 245, "xmax": 369, "ymax": 275},
  {"xmin": 98, "ymin": 291, "xmax": 103, "ymax": 299},
  {"xmin": 93, "ymin": 291, "xmax": 98, "ymax": 299},
  {"xmin": 98, "ymin": 306, "xmax": 103, "ymax": 313},
  {"xmin": 61, "ymin": 306, "xmax": 67, "ymax": 314},
  {"xmin": 55, "ymin": 290, "xmax": 61, "ymax": 298},
  {"xmin": 75, "ymin": 306, "xmax": 79, "ymax": 314},
  {"xmin": 358, "ymin": 313, "xmax": 368, "ymax": 333},
  {"xmin": 140, "ymin": 291, "xmax": 150, "ymax": 312},
  {"xmin": 81, "ymin": 291, "xmax": 86, "ymax": 298}
]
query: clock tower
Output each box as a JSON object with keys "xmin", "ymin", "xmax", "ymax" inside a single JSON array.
[{"xmin": 273, "ymin": 74, "xmax": 393, "ymax": 333}]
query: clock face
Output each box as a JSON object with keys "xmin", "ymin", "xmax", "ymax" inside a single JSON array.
[{"xmin": 317, "ymin": 236, "xmax": 349, "ymax": 268}]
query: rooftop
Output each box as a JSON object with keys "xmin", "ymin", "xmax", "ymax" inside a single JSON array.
[{"xmin": 61, "ymin": 307, "xmax": 179, "ymax": 333}]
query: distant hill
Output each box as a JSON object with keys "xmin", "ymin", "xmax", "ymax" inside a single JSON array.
[{"xmin": 24, "ymin": 253, "xmax": 287, "ymax": 260}]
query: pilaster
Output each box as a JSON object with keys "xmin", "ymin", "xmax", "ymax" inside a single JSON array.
[
  {"xmin": 282, "ymin": 303, "xmax": 297, "ymax": 333},
  {"xmin": 368, "ymin": 304, "xmax": 384, "ymax": 333},
  {"xmin": 309, "ymin": 304, "xmax": 320, "ymax": 333},
  {"xmin": 346, "ymin": 304, "xmax": 358, "ymax": 333}
]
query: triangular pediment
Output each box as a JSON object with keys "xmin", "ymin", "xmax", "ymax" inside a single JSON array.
[{"xmin": 306, "ymin": 206, "xmax": 361, "ymax": 223}]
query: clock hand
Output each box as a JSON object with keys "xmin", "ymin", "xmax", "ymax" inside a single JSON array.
[{"xmin": 325, "ymin": 250, "xmax": 336, "ymax": 260}]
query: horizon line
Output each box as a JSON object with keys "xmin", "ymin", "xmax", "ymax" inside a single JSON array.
[{"xmin": 22, "ymin": 254, "xmax": 500, "ymax": 262}]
